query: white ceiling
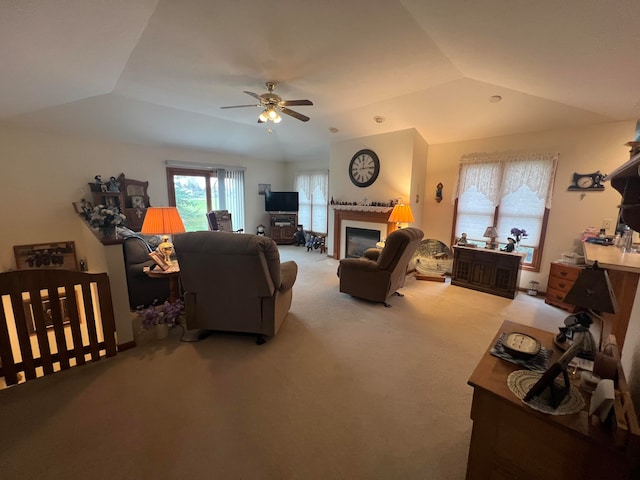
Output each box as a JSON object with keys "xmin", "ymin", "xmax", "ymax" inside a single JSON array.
[{"xmin": 2, "ymin": 0, "xmax": 640, "ymax": 162}]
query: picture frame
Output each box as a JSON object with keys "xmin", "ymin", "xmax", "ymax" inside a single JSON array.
[
  {"xmin": 14, "ymin": 241, "xmax": 78, "ymax": 270},
  {"xmin": 72, "ymin": 201, "xmax": 86, "ymax": 214},
  {"xmin": 258, "ymin": 183, "xmax": 271, "ymax": 195},
  {"xmin": 149, "ymin": 250, "xmax": 170, "ymax": 271},
  {"xmin": 130, "ymin": 195, "xmax": 145, "ymax": 209},
  {"xmin": 23, "ymin": 295, "xmax": 72, "ymax": 334}
]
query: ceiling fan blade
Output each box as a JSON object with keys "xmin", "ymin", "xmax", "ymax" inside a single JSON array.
[
  {"xmin": 220, "ymin": 104, "xmax": 260, "ymax": 109},
  {"xmin": 282, "ymin": 100, "xmax": 313, "ymax": 106},
  {"xmin": 281, "ymin": 107, "xmax": 310, "ymax": 122},
  {"xmin": 243, "ymin": 91, "xmax": 262, "ymax": 101}
]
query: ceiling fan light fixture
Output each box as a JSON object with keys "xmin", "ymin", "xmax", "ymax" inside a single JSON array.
[{"xmin": 259, "ymin": 110, "xmax": 268, "ymax": 122}]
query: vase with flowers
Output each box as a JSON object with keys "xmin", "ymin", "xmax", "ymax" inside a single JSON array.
[
  {"xmin": 137, "ymin": 299, "xmax": 184, "ymax": 339},
  {"xmin": 510, "ymin": 228, "xmax": 528, "ymax": 250},
  {"xmin": 86, "ymin": 205, "xmax": 127, "ymax": 237}
]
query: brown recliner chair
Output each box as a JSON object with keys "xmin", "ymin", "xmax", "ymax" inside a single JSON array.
[
  {"xmin": 173, "ymin": 231, "xmax": 298, "ymax": 344},
  {"xmin": 337, "ymin": 227, "xmax": 424, "ymax": 306}
]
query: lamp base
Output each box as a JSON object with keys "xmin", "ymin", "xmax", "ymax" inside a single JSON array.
[{"xmin": 158, "ymin": 235, "xmax": 174, "ymax": 266}]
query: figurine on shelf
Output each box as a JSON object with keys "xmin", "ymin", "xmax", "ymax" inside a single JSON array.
[
  {"xmin": 501, "ymin": 237, "xmax": 516, "ymax": 252},
  {"xmin": 457, "ymin": 233, "xmax": 468, "ymax": 245},
  {"xmin": 108, "ymin": 176, "xmax": 120, "ymax": 192}
]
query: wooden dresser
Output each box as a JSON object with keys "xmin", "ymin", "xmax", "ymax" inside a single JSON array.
[
  {"xmin": 545, "ymin": 261, "xmax": 584, "ymax": 312},
  {"xmin": 466, "ymin": 320, "xmax": 639, "ymax": 479}
]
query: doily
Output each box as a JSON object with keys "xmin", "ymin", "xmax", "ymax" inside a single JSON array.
[{"xmin": 507, "ymin": 370, "xmax": 585, "ymax": 415}]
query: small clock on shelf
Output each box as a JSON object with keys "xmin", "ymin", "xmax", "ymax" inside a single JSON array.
[{"xmin": 567, "ymin": 171, "xmax": 606, "ymax": 191}]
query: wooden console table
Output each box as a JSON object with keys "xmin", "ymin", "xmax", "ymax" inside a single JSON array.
[
  {"xmin": 466, "ymin": 320, "xmax": 639, "ymax": 479},
  {"xmin": 452, "ymin": 246, "xmax": 523, "ymax": 298}
]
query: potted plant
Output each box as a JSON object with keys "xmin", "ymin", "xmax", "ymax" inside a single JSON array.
[{"xmin": 136, "ymin": 299, "xmax": 184, "ymax": 338}]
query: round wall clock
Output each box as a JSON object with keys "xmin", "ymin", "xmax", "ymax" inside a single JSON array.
[{"xmin": 348, "ymin": 149, "xmax": 380, "ymax": 187}]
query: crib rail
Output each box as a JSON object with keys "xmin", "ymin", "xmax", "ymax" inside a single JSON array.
[{"xmin": 0, "ymin": 269, "xmax": 117, "ymax": 387}]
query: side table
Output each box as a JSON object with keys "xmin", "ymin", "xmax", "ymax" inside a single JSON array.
[{"xmin": 144, "ymin": 263, "xmax": 181, "ymax": 302}]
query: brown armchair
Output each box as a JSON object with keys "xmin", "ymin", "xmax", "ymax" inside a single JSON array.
[
  {"xmin": 337, "ymin": 227, "xmax": 424, "ymax": 306},
  {"xmin": 173, "ymin": 231, "xmax": 297, "ymax": 344}
]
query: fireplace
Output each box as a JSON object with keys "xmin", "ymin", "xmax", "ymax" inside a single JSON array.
[
  {"xmin": 332, "ymin": 207, "xmax": 396, "ymax": 259},
  {"xmin": 346, "ymin": 227, "xmax": 381, "ymax": 258}
]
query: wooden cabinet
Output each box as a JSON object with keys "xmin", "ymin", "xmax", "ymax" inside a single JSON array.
[
  {"xmin": 89, "ymin": 173, "xmax": 149, "ymax": 231},
  {"xmin": 545, "ymin": 262, "xmax": 584, "ymax": 312},
  {"xmin": 268, "ymin": 214, "xmax": 297, "ymax": 244},
  {"xmin": 451, "ymin": 246, "xmax": 522, "ymax": 299}
]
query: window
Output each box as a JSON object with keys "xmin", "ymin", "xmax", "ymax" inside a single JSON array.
[
  {"xmin": 453, "ymin": 152, "xmax": 558, "ymax": 271},
  {"xmin": 167, "ymin": 166, "xmax": 245, "ymax": 232},
  {"xmin": 294, "ymin": 171, "xmax": 329, "ymax": 234}
]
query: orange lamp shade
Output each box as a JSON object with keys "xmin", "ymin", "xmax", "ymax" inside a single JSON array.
[
  {"xmin": 141, "ymin": 207, "xmax": 186, "ymax": 235},
  {"xmin": 388, "ymin": 204, "xmax": 415, "ymax": 224}
]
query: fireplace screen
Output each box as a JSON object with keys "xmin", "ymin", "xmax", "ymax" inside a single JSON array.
[{"xmin": 346, "ymin": 227, "xmax": 381, "ymax": 258}]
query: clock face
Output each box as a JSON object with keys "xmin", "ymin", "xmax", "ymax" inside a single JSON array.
[
  {"xmin": 576, "ymin": 176, "xmax": 594, "ymax": 189},
  {"xmin": 502, "ymin": 332, "xmax": 541, "ymax": 359},
  {"xmin": 349, "ymin": 149, "xmax": 380, "ymax": 187}
]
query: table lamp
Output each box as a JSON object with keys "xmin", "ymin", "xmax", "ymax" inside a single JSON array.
[
  {"xmin": 483, "ymin": 226, "xmax": 498, "ymax": 249},
  {"xmin": 141, "ymin": 207, "xmax": 186, "ymax": 265},
  {"xmin": 388, "ymin": 203, "xmax": 414, "ymax": 229},
  {"xmin": 557, "ymin": 261, "xmax": 617, "ymax": 360}
]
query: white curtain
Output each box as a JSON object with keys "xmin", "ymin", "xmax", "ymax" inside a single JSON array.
[
  {"xmin": 295, "ymin": 171, "xmax": 329, "ymax": 234},
  {"xmin": 455, "ymin": 152, "xmax": 558, "ymax": 208},
  {"xmin": 454, "ymin": 152, "xmax": 558, "ymax": 248}
]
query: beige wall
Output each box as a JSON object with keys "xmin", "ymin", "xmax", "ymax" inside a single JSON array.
[
  {"xmin": 425, "ymin": 120, "xmax": 635, "ymax": 290},
  {"xmin": 327, "ymin": 128, "xmax": 427, "ymax": 254}
]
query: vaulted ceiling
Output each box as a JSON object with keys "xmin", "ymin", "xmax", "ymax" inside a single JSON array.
[{"xmin": 2, "ymin": 0, "xmax": 640, "ymax": 162}]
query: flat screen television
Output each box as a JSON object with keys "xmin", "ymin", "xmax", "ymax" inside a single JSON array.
[{"xmin": 265, "ymin": 191, "xmax": 299, "ymax": 212}]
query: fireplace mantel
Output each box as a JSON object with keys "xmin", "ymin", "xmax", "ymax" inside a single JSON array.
[{"xmin": 332, "ymin": 207, "xmax": 396, "ymax": 259}]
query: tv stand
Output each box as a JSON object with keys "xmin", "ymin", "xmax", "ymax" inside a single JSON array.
[{"xmin": 268, "ymin": 213, "xmax": 297, "ymax": 244}]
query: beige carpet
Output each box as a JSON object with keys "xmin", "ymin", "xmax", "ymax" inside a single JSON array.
[{"xmin": 0, "ymin": 246, "xmax": 567, "ymax": 479}]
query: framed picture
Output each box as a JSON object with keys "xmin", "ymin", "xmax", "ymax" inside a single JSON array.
[
  {"xmin": 72, "ymin": 202, "xmax": 86, "ymax": 214},
  {"xmin": 23, "ymin": 295, "xmax": 73, "ymax": 334},
  {"xmin": 14, "ymin": 241, "xmax": 78, "ymax": 270},
  {"xmin": 258, "ymin": 183, "xmax": 271, "ymax": 195},
  {"xmin": 130, "ymin": 195, "xmax": 145, "ymax": 208}
]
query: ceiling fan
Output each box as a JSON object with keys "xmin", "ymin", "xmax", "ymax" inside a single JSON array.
[{"xmin": 221, "ymin": 82, "xmax": 313, "ymax": 123}]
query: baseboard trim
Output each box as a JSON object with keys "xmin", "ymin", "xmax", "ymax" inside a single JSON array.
[{"xmin": 117, "ymin": 341, "xmax": 136, "ymax": 352}]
